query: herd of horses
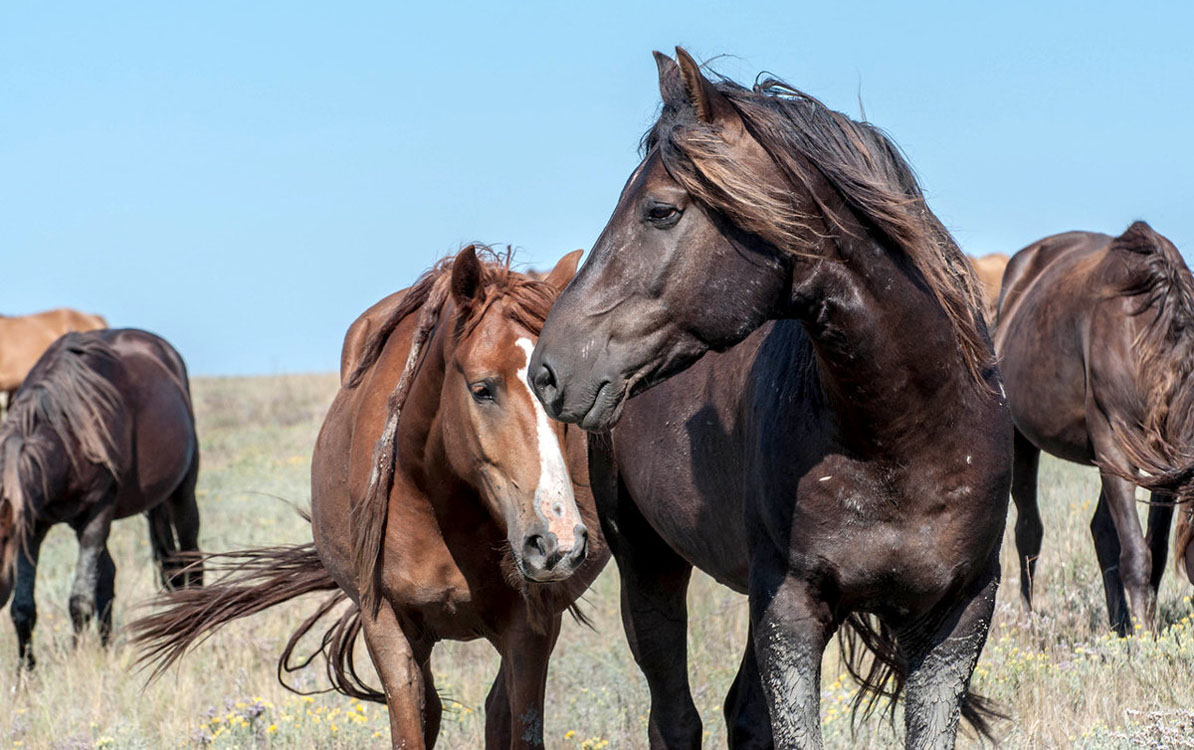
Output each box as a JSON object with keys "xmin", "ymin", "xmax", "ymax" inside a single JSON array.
[{"xmin": 1, "ymin": 48, "xmax": 1192, "ymax": 750}]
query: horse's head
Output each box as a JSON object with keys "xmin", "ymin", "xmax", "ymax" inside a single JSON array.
[
  {"xmin": 439, "ymin": 247, "xmax": 589, "ymax": 582},
  {"xmin": 529, "ymin": 49, "xmax": 793, "ymax": 430}
]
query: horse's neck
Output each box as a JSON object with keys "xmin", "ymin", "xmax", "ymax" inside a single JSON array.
[{"xmin": 789, "ymin": 233, "xmax": 977, "ymax": 452}]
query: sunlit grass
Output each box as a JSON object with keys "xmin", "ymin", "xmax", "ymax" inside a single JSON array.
[{"xmin": 0, "ymin": 374, "xmax": 1190, "ymax": 748}]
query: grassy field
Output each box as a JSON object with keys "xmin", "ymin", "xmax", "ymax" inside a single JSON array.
[{"xmin": 0, "ymin": 374, "xmax": 1191, "ymax": 749}]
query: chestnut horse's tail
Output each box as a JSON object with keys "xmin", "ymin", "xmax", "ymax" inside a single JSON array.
[
  {"xmin": 838, "ymin": 613, "xmax": 1003, "ymax": 739},
  {"xmin": 129, "ymin": 542, "xmax": 385, "ymax": 703}
]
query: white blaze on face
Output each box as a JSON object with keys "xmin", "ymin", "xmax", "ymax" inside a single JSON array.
[{"xmin": 514, "ymin": 337, "xmax": 580, "ymax": 549}]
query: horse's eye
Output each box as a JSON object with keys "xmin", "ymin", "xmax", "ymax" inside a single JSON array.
[
  {"xmin": 645, "ymin": 203, "xmax": 681, "ymax": 225},
  {"xmin": 470, "ymin": 381, "xmax": 496, "ymax": 403}
]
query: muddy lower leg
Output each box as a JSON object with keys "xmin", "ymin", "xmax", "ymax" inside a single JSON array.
[
  {"xmin": 900, "ymin": 559, "xmax": 999, "ymax": 750},
  {"xmin": 69, "ymin": 505, "xmax": 115, "ymax": 642},
  {"xmin": 750, "ymin": 571, "xmax": 834, "ymax": 750}
]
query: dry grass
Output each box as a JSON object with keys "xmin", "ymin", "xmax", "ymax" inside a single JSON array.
[{"xmin": 0, "ymin": 374, "xmax": 1191, "ymax": 749}]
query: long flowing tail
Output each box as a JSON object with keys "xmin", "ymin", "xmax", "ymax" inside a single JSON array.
[{"xmin": 128, "ymin": 542, "xmax": 384, "ymax": 702}]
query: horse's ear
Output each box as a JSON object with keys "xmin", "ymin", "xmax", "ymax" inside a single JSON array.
[
  {"xmin": 542, "ymin": 249, "xmax": 583, "ymax": 292},
  {"xmin": 451, "ymin": 245, "xmax": 483, "ymax": 307},
  {"xmin": 675, "ymin": 47, "xmax": 737, "ymax": 128},
  {"xmin": 654, "ymin": 50, "xmax": 684, "ymax": 105}
]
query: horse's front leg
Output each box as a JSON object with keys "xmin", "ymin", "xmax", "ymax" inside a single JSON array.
[
  {"xmin": 495, "ymin": 614, "xmax": 560, "ymax": 750},
  {"xmin": 69, "ymin": 503, "xmax": 117, "ymax": 644},
  {"xmin": 750, "ymin": 558, "xmax": 835, "ymax": 750},
  {"xmin": 898, "ymin": 555, "xmax": 999, "ymax": 750},
  {"xmin": 11, "ymin": 523, "xmax": 49, "ymax": 669},
  {"xmin": 360, "ymin": 600, "xmax": 430, "ymax": 750}
]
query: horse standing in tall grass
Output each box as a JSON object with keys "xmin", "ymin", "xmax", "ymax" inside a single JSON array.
[
  {"xmin": 529, "ymin": 49, "xmax": 1009, "ymax": 749},
  {"xmin": 132, "ymin": 246, "xmax": 608, "ymax": 750},
  {"xmin": 0, "ymin": 329, "xmax": 201, "ymax": 667},
  {"xmin": 996, "ymin": 222, "xmax": 1194, "ymax": 634}
]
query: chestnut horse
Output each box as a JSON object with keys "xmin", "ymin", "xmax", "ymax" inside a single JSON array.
[
  {"xmin": 529, "ymin": 49, "xmax": 1009, "ymax": 749},
  {"xmin": 0, "ymin": 328, "xmax": 201, "ymax": 668},
  {"xmin": 996, "ymin": 222, "xmax": 1194, "ymax": 634},
  {"xmin": 0, "ymin": 308, "xmax": 107, "ymax": 403},
  {"xmin": 969, "ymin": 253, "xmax": 1009, "ymax": 324},
  {"xmin": 132, "ymin": 247, "xmax": 607, "ymax": 750}
]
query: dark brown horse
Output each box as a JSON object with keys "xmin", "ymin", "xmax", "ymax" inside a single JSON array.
[
  {"xmin": 529, "ymin": 49, "xmax": 1010, "ymax": 749},
  {"xmin": 131, "ymin": 246, "xmax": 608, "ymax": 750},
  {"xmin": 996, "ymin": 222, "xmax": 1194, "ymax": 634},
  {"xmin": 0, "ymin": 328, "xmax": 201, "ymax": 667}
]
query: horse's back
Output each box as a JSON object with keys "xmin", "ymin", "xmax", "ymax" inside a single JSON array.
[{"xmin": 996, "ymin": 232, "xmax": 1123, "ymax": 462}]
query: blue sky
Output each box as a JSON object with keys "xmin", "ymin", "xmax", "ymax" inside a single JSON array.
[{"xmin": 3, "ymin": 2, "xmax": 1191, "ymax": 375}]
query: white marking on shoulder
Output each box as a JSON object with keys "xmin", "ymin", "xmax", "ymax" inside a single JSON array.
[{"xmin": 515, "ymin": 337, "xmax": 579, "ymax": 547}]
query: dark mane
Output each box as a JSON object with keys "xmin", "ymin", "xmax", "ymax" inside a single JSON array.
[
  {"xmin": 0, "ymin": 333, "xmax": 123, "ymax": 576},
  {"xmin": 1103, "ymin": 221, "xmax": 1194, "ymax": 499},
  {"xmin": 348, "ymin": 245, "xmax": 560, "ymax": 615},
  {"xmin": 644, "ymin": 72, "xmax": 991, "ymax": 385}
]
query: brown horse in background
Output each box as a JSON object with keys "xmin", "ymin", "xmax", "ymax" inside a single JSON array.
[
  {"xmin": 530, "ymin": 49, "xmax": 1009, "ymax": 749},
  {"xmin": 997, "ymin": 222, "xmax": 1194, "ymax": 634},
  {"xmin": 969, "ymin": 253, "xmax": 1009, "ymax": 324},
  {"xmin": 0, "ymin": 308, "xmax": 107, "ymax": 404},
  {"xmin": 0, "ymin": 329, "xmax": 201, "ymax": 668},
  {"xmin": 132, "ymin": 246, "xmax": 608, "ymax": 750}
]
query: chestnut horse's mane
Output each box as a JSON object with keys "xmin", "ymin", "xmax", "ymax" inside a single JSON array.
[
  {"xmin": 644, "ymin": 72, "xmax": 991, "ymax": 387},
  {"xmin": 345, "ymin": 245, "xmax": 559, "ymax": 615},
  {"xmin": 0, "ymin": 333, "xmax": 123, "ymax": 578}
]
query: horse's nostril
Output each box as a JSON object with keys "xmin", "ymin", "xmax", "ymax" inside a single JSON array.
[{"xmin": 532, "ymin": 360, "xmax": 558, "ymax": 401}]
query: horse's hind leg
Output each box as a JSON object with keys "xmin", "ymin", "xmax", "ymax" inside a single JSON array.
[
  {"xmin": 10, "ymin": 524, "xmax": 49, "ymax": 670},
  {"xmin": 723, "ymin": 622, "xmax": 774, "ymax": 749},
  {"xmin": 1011, "ymin": 429, "xmax": 1042, "ymax": 612},
  {"xmin": 94, "ymin": 546, "xmax": 117, "ymax": 645},
  {"xmin": 899, "ymin": 556, "xmax": 999, "ymax": 750},
  {"xmin": 1145, "ymin": 490, "xmax": 1175, "ymax": 596},
  {"xmin": 146, "ymin": 504, "xmax": 178, "ymax": 589},
  {"xmin": 167, "ymin": 456, "xmax": 202, "ymax": 587},
  {"xmin": 1097, "ymin": 472, "xmax": 1156, "ymax": 632}
]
